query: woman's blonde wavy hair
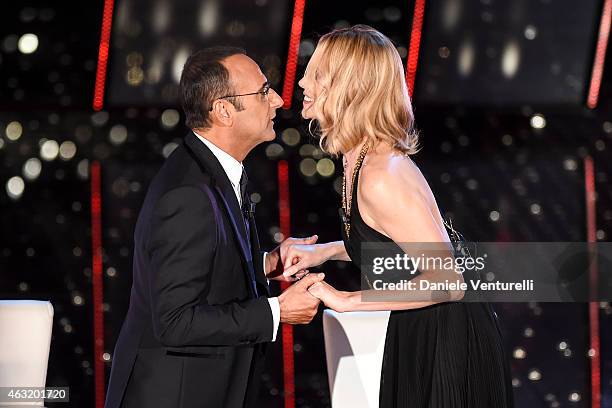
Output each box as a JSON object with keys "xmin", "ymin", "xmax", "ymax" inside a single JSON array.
[{"xmin": 310, "ymin": 25, "xmax": 419, "ymax": 156}]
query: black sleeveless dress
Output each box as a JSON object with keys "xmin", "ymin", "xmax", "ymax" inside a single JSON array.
[{"xmin": 340, "ymin": 166, "xmax": 514, "ymax": 408}]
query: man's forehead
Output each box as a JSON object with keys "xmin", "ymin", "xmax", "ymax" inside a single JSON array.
[{"xmin": 222, "ymin": 54, "xmax": 265, "ymax": 89}]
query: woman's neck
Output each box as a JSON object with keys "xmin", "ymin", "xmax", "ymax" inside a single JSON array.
[
  {"xmin": 343, "ymin": 139, "xmax": 369, "ymax": 167},
  {"xmin": 343, "ymin": 139, "xmax": 396, "ymax": 166}
]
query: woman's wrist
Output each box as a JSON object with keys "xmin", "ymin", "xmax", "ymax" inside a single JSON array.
[
  {"xmin": 322, "ymin": 241, "xmax": 345, "ymax": 261},
  {"xmin": 339, "ymin": 291, "xmax": 355, "ymax": 312}
]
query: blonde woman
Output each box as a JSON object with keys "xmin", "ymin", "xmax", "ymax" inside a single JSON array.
[{"xmin": 284, "ymin": 25, "xmax": 513, "ymax": 407}]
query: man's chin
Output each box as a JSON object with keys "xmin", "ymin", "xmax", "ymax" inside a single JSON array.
[{"xmin": 264, "ymin": 130, "xmax": 277, "ymax": 142}]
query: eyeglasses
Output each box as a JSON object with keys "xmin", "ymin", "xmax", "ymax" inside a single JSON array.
[
  {"xmin": 209, "ymin": 82, "xmax": 271, "ymax": 111},
  {"xmin": 221, "ymin": 81, "xmax": 271, "ymax": 100}
]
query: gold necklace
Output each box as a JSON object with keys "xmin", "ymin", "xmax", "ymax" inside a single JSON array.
[{"xmin": 342, "ymin": 142, "xmax": 370, "ymax": 238}]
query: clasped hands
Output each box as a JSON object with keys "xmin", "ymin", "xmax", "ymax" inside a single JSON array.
[{"xmin": 265, "ymin": 236, "xmax": 350, "ymax": 325}]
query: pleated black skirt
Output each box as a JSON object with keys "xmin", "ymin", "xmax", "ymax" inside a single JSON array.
[{"xmin": 379, "ymin": 302, "xmax": 514, "ymax": 408}]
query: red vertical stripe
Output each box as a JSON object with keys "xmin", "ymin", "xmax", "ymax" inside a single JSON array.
[
  {"xmin": 587, "ymin": 0, "xmax": 612, "ymax": 109},
  {"xmin": 279, "ymin": 1, "xmax": 304, "ymax": 401},
  {"xmin": 90, "ymin": 162, "xmax": 105, "ymax": 407},
  {"xmin": 277, "ymin": 161, "xmax": 295, "ymax": 408},
  {"xmin": 406, "ymin": 0, "xmax": 426, "ymax": 97},
  {"xmin": 278, "ymin": 161, "xmax": 291, "ymax": 242},
  {"xmin": 93, "ymin": 0, "xmax": 116, "ymax": 111},
  {"xmin": 584, "ymin": 156, "xmax": 600, "ymax": 408},
  {"xmin": 282, "ymin": 0, "xmax": 307, "ymax": 109}
]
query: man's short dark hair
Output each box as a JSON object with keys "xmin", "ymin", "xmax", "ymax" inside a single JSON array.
[{"xmin": 179, "ymin": 46, "xmax": 246, "ymax": 129}]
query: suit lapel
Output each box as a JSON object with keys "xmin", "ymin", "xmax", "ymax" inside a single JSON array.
[
  {"xmin": 184, "ymin": 133, "xmax": 255, "ymax": 286},
  {"xmin": 245, "ymin": 203, "xmax": 271, "ymax": 296},
  {"xmin": 214, "ymin": 185, "xmax": 252, "ymax": 263}
]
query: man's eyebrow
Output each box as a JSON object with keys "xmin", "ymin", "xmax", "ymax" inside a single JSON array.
[{"xmin": 259, "ymin": 80, "xmax": 270, "ymax": 90}]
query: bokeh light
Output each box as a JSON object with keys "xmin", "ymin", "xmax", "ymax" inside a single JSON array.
[
  {"xmin": 17, "ymin": 33, "xmax": 38, "ymax": 54},
  {"xmin": 6, "ymin": 176, "xmax": 25, "ymax": 200}
]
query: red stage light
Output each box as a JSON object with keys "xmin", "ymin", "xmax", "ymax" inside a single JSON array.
[
  {"xmin": 406, "ymin": 0, "xmax": 426, "ymax": 98},
  {"xmin": 587, "ymin": 0, "xmax": 612, "ymax": 109},
  {"xmin": 93, "ymin": 0, "xmax": 116, "ymax": 111},
  {"xmin": 90, "ymin": 161, "xmax": 106, "ymax": 408},
  {"xmin": 584, "ymin": 156, "xmax": 600, "ymax": 408},
  {"xmin": 277, "ymin": 160, "xmax": 296, "ymax": 408},
  {"xmin": 282, "ymin": 0, "xmax": 306, "ymax": 110}
]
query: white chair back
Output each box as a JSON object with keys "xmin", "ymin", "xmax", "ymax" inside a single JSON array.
[
  {"xmin": 0, "ymin": 300, "xmax": 54, "ymax": 407},
  {"xmin": 322, "ymin": 310, "xmax": 390, "ymax": 408}
]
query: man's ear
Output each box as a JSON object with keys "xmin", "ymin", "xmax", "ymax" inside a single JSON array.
[{"xmin": 210, "ymin": 100, "xmax": 233, "ymax": 126}]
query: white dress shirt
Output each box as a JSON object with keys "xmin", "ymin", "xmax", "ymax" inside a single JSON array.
[{"xmin": 194, "ymin": 131, "xmax": 280, "ymax": 342}]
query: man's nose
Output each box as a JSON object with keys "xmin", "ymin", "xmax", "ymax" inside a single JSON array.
[{"xmin": 269, "ymin": 89, "xmax": 284, "ymax": 108}]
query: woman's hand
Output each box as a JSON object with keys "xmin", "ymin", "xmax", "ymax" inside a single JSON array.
[
  {"xmin": 307, "ymin": 281, "xmax": 351, "ymax": 312},
  {"xmin": 282, "ymin": 242, "xmax": 334, "ymax": 279},
  {"xmin": 265, "ymin": 235, "xmax": 319, "ymax": 282}
]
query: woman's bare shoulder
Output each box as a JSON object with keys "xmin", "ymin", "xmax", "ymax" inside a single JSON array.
[
  {"xmin": 360, "ymin": 151, "xmax": 425, "ymax": 199},
  {"xmin": 357, "ymin": 150, "xmax": 448, "ymax": 242}
]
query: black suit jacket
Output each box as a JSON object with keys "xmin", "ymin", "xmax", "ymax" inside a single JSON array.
[{"xmin": 105, "ymin": 132, "xmax": 274, "ymax": 408}]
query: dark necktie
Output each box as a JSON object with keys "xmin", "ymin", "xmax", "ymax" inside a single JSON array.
[
  {"xmin": 239, "ymin": 167, "xmax": 249, "ymax": 211},
  {"xmin": 239, "ymin": 167, "xmax": 258, "ymax": 297}
]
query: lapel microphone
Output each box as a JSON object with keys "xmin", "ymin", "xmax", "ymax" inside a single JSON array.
[{"xmin": 243, "ymin": 201, "xmax": 256, "ymax": 220}]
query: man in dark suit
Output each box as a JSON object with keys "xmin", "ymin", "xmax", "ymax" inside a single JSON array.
[{"xmin": 105, "ymin": 47, "xmax": 324, "ymax": 408}]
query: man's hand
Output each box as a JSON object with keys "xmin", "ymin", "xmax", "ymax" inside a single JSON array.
[
  {"xmin": 265, "ymin": 235, "xmax": 318, "ymax": 281},
  {"xmin": 278, "ymin": 273, "xmax": 325, "ymax": 324}
]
